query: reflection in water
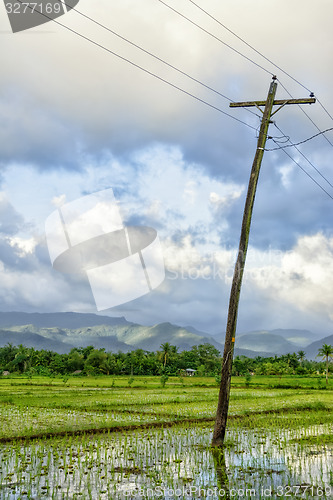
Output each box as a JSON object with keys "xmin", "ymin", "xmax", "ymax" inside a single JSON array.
[{"xmin": 211, "ymin": 447, "xmax": 230, "ymax": 499}]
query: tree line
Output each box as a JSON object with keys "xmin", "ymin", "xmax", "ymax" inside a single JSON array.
[{"xmin": 0, "ymin": 342, "xmax": 331, "ymax": 379}]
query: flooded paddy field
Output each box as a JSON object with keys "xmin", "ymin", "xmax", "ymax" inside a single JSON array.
[{"xmin": 0, "ymin": 376, "xmax": 332, "ymax": 499}]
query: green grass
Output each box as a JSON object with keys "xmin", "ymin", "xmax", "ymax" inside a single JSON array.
[
  {"xmin": 0, "ymin": 375, "xmax": 331, "ymax": 440},
  {"xmin": 1, "ymin": 373, "xmax": 331, "ymax": 388}
]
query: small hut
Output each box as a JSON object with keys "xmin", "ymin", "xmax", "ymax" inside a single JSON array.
[{"xmin": 185, "ymin": 368, "xmax": 196, "ymax": 377}]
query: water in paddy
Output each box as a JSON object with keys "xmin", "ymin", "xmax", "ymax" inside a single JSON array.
[{"xmin": 0, "ymin": 423, "xmax": 331, "ymax": 499}]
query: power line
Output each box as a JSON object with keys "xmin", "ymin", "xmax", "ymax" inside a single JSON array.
[
  {"xmin": 277, "ymin": 143, "xmax": 333, "ymax": 201},
  {"xmin": 169, "ymin": 0, "xmax": 333, "ymax": 131},
  {"xmin": 79, "ymin": 0, "xmax": 331, "ymax": 130},
  {"xmin": 64, "ymin": 2, "xmax": 260, "ymax": 120},
  {"xmin": 186, "ymin": 0, "xmax": 333, "ymax": 123},
  {"xmin": 68, "ymin": 5, "xmax": 236, "ymax": 103},
  {"xmin": 266, "ymin": 127, "xmax": 333, "ymax": 151},
  {"xmin": 186, "ymin": 0, "xmax": 313, "ymax": 94},
  {"xmin": 274, "ymin": 124, "xmax": 333, "ymax": 190},
  {"xmin": 14, "ymin": 0, "xmax": 333, "ymax": 170},
  {"xmin": 157, "ymin": 0, "xmax": 273, "ymax": 77},
  {"xmin": 66, "ymin": 2, "xmax": 332, "ymax": 202},
  {"xmin": 317, "ymin": 97, "xmax": 333, "ymax": 122},
  {"xmin": 278, "ymin": 80, "xmax": 333, "ymax": 148},
  {"xmin": 269, "ymin": 134, "xmax": 290, "ymax": 144},
  {"xmin": 14, "ymin": 0, "xmax": 257, "ymax": 131}
]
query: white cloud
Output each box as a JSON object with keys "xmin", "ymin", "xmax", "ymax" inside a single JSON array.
[
  {"xmin": 52, "ymin": 194, "xmax": 67, "ymax": 208},
  {"xmin": 209, "ymin": 189, "xmax": 243, "ymax": 208},
  {"xmin": 130, "ymin": 144, "xmax": 244, "ymax": 239},
  {"xmin": 278, "ymin": 164, "xmax": 293, "ymax": 189},
  {"xmin": 9, "ymin": 237, "xmax": 36, "ymax": 254},
  {"xmin": 249, "ymin": 233, "xmax": 333, "ymax": 320}
]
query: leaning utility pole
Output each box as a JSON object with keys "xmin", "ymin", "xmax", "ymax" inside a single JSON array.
[{"xmin": 212, "ymin": 76, "xmax": 315, "ymax": 447}]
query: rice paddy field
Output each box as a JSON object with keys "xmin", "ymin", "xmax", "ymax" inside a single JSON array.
[{"xmin": 0, "ymin": 375, "xmax": 332, "ymax": 499}]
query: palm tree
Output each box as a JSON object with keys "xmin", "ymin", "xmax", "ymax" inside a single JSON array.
[
  {"xmin": 297, "ymin": 350, "xmax": 306, "ymax": 364},
  {"xmin": 160, "ymin": 342, "xmax": 172, "ymax": 368},
  {"xmin": 317, "ymin": 344, "xmax": 333, "ymax": 386}
]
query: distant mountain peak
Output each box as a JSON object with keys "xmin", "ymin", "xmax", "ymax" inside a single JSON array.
[{"xmin": 0, "ymin": 312, "xmax": 329, "ymax": 359}]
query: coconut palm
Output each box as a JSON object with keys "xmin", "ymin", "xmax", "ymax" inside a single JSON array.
[
  {"xmin": 297, "ymin": 350, "xmax": 306, "ymax": 363},
  {"xmin": 317, "ymin": 344, "xmax": 333, "ymax": 386},
  {"xmin": 160, "ymin": 342, "xmax": 172, "ymax": 367}
]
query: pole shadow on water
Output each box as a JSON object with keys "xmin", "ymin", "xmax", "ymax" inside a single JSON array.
[{"xmin": 211, "ymin": 447, "xmax": 230, "ymax": 499}]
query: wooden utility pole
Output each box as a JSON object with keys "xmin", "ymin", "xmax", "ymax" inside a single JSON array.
[{"xmin": 212, "ymin": 77, "xmax": 316, "ymax": 447}]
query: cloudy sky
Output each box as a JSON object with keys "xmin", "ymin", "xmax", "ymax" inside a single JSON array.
[{"xmin": 0, "ymin": 0, "xmax": 333, "ymax": 336}]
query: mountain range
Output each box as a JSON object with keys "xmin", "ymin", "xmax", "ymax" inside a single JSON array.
[{"xmin": 0, "ymin": 312, "xmax": 331, "ymax": 359}]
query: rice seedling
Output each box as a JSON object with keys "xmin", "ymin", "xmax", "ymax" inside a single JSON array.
[{"xmin": 0, "ymin": 375, "xmax": 331, "ymax": 498}]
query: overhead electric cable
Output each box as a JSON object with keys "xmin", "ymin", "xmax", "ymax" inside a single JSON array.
[
  {"xmin": 15, "ymin": 0, "xmax": 257, "ymax": 131},
  {"xmin": 278, "ymin": 80, "xmax": 333, "ymax": 148},
  {"xmin": 317, "ymin": 98, "xmax": 333, "ymax": 122},
  {"xmin": 60, "ymin": 1, "xmax": 260, "ymax": 119},
  {"xmin": 273, "ymin": 124, "xmax": 333, "ymax": 190},
  {"xmin": 276, "ymin": 143, "xmax": 333, "ymax": 201},
  {"xmin": 157, "ymin": 0, "xmax": 273, "ymax": 77},
  {"xmin": 269, "ymin": 134, "xmax": 290, "ymax": 144},
  {"xmin": 63, "ymin": 0, "xmax": 333, "ymax": 129},
  {"xmin": 266, "ymin": 127, "xmax": 333, "ymax": 150},
  {"xmin": 186, "ymin": 0, "xmax": 313, "ymax": 94},
  {"xmin": 171, "ymin": 0, "xmax": 333, "ymax": 128}
]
